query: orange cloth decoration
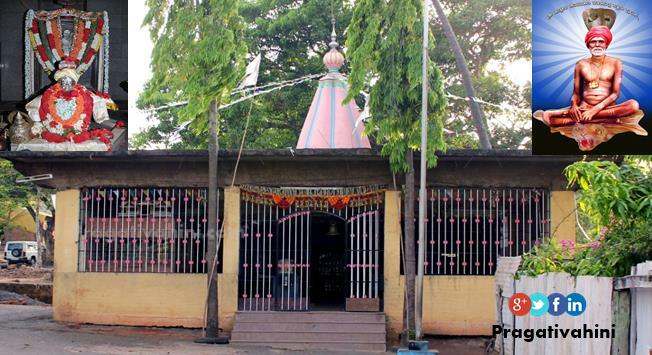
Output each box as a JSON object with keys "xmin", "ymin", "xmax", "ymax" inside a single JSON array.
[
  {"xmin": 272, "ymin": 195, "xmax": 295, "ymax": 209},
  {"xmin": 327, "ymin": 196, "xmax": 351, "ymax": 210}
]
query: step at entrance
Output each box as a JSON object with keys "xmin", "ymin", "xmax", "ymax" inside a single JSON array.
[{"xmin": 230, "ymin": 311, "xmax": 386, "ymax": 352}]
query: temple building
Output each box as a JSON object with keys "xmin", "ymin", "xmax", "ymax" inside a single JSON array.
[
  {"xmin": 296, "ymin": 26, "xmax": 370, "ymax": 149},
  {"xmin": 1, "ymin": 17, "xmax": 580, "ymax": 352},
  {"xmin": 3, "ymin": 149, "xmax": 579, "ymax": 351}
]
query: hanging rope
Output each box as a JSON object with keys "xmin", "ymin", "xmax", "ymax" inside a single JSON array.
[{"xmin": 231, "ymin": 96, "xmax": 255, "ymax": 187}]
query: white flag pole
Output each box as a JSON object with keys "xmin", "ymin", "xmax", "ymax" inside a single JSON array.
[{"xmin": 415, "ymin": 0, "xmax": 429, "ymax": 341}]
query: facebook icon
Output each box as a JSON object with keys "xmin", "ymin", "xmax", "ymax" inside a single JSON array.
[{"xmin": 547, "ymin": 292, "xmax": 567, "ymax": 316}]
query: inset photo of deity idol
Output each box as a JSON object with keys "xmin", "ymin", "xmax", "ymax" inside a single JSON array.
[
  {"xmin": 0, "ymin": 0, "xmax": 127, "ymax": 152},
  {"xmin": 532, "ymin": 1, "xmax": 651, "ymax": 154}
]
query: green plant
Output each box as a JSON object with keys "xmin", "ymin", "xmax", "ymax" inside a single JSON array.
[
  {"xmin": 565, "ymin": 160, "xmax": 652, "ymax": 229},
  {"xmin": 520, "ymin": 158, "xmax": 652, "ymax": 278},
  {"xmin": 574, "ymin": 221, "xmax": 652, "ymax": 277},
  {"xmin": 517, "ymin": 239, "xmax": 575, "ymax": 278}
]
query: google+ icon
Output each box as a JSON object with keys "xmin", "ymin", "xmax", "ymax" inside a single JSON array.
[{"xmin": 508, "ymin": 292, "xmax": 586, "ymax": 316}]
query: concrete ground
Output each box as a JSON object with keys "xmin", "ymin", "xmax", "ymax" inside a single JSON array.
[{"xmin": 0, "ymin": 304, "xmax": 491, "ymax": 354}]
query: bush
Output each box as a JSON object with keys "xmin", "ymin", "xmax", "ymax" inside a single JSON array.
[
  {"xmin": 519, "ymin": 158, "xmax": 652, "ymax": 278},
  {"xmin": 519, "ymin": 220, "xmax": 652, "ymax": 278}
]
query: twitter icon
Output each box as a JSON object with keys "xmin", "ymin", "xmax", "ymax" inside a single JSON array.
[{"xmin": 529, "ymin": 293, "xmax": 549, "ymax": 316}]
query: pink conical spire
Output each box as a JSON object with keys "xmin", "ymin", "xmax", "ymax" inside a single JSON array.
[{"xmin": 296, "ymin": 19, "xmax": 371, "ymax": 149}]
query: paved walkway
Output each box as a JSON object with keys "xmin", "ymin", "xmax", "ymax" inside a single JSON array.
[
  {"xmin": 0, "ymin": 305, "xmax": 388, "ymax": 354},
  {"xmin": 0, "ymin": 304, "xmax": 490, "ymax": 354}
]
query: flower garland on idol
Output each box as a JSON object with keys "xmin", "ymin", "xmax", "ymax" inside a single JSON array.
[
  {"xmin": 25, "ymin": 8, "xmax": 109, "ymax": 95},
  {"xmin": 35, "ymin": 81, "xmax": 114, "ymax": 150}
]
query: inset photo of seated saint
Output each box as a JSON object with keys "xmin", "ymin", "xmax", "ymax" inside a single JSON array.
[{"xmin": 532, "ymin": 4, "xmax": 651, "ymax": 154}]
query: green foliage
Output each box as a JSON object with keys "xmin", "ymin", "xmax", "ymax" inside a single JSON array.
[
  {"xmin": 431, "ymin": 0, "xmax": 531, "ymax": 149},
  {"xmin": 519, "ymin": 222, "xmax": 652, "ymax": 278},
  {"xmin": 346, "ymin": 0, "xmax": 447, "ymax": 173},
  {"xmin": 432, "ymin": 0, "xmax": 531, "ymax": 74},
  {"xmin": 139, "ymin": 0, "xmax": 248, "ymax": 131},
  {"xmin": 565, "ymin": 160, "xmax": 652, "ymax": 228},
  {"xmin": 518, "ymin": 239, "xmax": 576, "ymax": 277},
  {"xmin": 134, "ymin": 0, "xmax": 531, "ymax": 150},
  {"xmin": 520, "ymin": 157, "xmax": 652, "ymax": 278},
  {"xmin": 135, "ymin": 0, "xmax": 354, "ymax": 150},
  {"xmin": 0, "ymin": 160, "xmax": 37, "ymax": 237}
]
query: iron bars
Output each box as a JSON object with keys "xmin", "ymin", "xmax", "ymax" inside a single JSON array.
[
  {"xmin": 423, "ymin": 188, "xmax": 550, "ymax": 276},
  {"xmin": 238, "ymin": 187, "xmax": 385, "ymax": 311},
  {"xmin": 78, "ymin": 187, "xmax": 222, "ymax": 273}
]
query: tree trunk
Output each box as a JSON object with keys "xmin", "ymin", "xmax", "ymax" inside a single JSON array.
[
  {"xmin": 206, "ymin": 99, "xmax": 220, "ymax": 338},
  {"xmin": 43, "ymin": 215, "xmax": 55, "ymax": 267},
  {"xmin": 34, "ymin": 187, "xmax": 43, "ymax": 268},
  {"xmin": 403, "ymin": 149, "xmax": 417, "ymax": 339},
  {"xmin": 431, "ymin": 0, "xmax": 493, "ymax": 149},
  {"xmin": 25, "ymin": 206, "xmax": 36, "ymax": 221}
]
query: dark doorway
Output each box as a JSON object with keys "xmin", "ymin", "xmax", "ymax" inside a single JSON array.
[{"xmin": 309, "ymin": 213, "xmax": 347, "ymax": 310}]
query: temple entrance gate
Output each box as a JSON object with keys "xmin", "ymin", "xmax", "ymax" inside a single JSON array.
[{"xmin": 238, "ymin": 186, "xmax": 384, "ymax": 312}]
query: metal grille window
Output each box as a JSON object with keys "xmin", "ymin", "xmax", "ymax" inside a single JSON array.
[
  {"xmin": 419, "ymin": 188, "xmax": 550, "ymax": 276},
  {"xmin": 238, "ymin": 186, "xmax": 384, "ymax": 311},
  {"xmin": 78, "ymin": 187, "xmax": 222, "ymax": 273}
]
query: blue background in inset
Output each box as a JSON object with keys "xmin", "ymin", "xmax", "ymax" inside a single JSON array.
[
  {"xmin": 532, "ymin": 0, "xmax": 652, "ymax": 154},
  {"xmin": 533, "ymin": 0, "xmax": 652, "ymax": 110}
]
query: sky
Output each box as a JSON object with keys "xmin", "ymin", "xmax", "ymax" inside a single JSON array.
[
  {"xmin": 128, "ymin": 0, "xmax": 533, "ymax": 141},
  {"xmin": 127, "ymin": 0, "xmax": 154, "ymax": 139}
]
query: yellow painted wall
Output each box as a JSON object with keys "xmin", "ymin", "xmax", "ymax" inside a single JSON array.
[
  {"xmin": 5, "ymin": 208, "xmax": 48, "ymax": 234},
  {"xmin": 55, "ymin": 273, "xmax": 207, "ymax": 327},
  {"xmin": 383, "ymin": 190, "xmax": 404, "ymax": 341},
  {"xmin": 52, "ymin": 189, "xmax": 240, "ymax": 330},
  {"xmin": 220, "ymin": 186, "xmax": 241, "ymax": 331},
  {"xmin": 422, "ymin": 276, "xmax": 496, "ymax": 335},
  {"xmin": 550, "ymin": 191, "xmax": 576, "ymax": 242},
  {"xmin": 382, "ymin": 192, "xmax": 496, "ymax": 339},
  {"xmin": 51, "ymin": 188, "xmax": 574, "ymax": 336}
]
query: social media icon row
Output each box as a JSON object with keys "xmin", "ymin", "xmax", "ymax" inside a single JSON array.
[{"xmin": 508, "ymin": 292, "xmax": 586, "ymax": 316}]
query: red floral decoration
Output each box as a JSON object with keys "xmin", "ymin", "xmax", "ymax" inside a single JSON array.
[{"xmin": 38, "ymin": 83, "xmax": 93, "ymax": 128}]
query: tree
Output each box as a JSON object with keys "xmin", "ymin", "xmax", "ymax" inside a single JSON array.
[
  {"xmin": 134, "ymin": 0, "xmax": 355, "ymax": 150},
  {"xmin": 430, "ymin": 0, "xmax": 531, "ymax": 149},
  {"xmin": 140, "ymin": 0, "xmax": 247, "ymax": 339},
  {"xmin": 0, "ymin": 159, "xmax": 54, "ymax": 267},
  {"xmin": 140, "ymin": 0, "xmax": 247, "ymax": 123},
  {"xmin": 431, "ymin": 0, "xmax": 491, "ymax": 149},
  {"xmin": 346, "ymin": 0, "xmax": 447, "ymax": 338},
  {"xmin": 0, "ymin": 160, "xmax": 34, "ymax": 232},
  {"xmin": 134, "ymin": 0, "xmax": 531, "ymax": 151}
]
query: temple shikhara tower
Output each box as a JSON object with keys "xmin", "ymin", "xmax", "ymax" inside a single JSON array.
[{"xmin": 296, "ymin": 24, "xmax": 371, "ymax": 149}]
